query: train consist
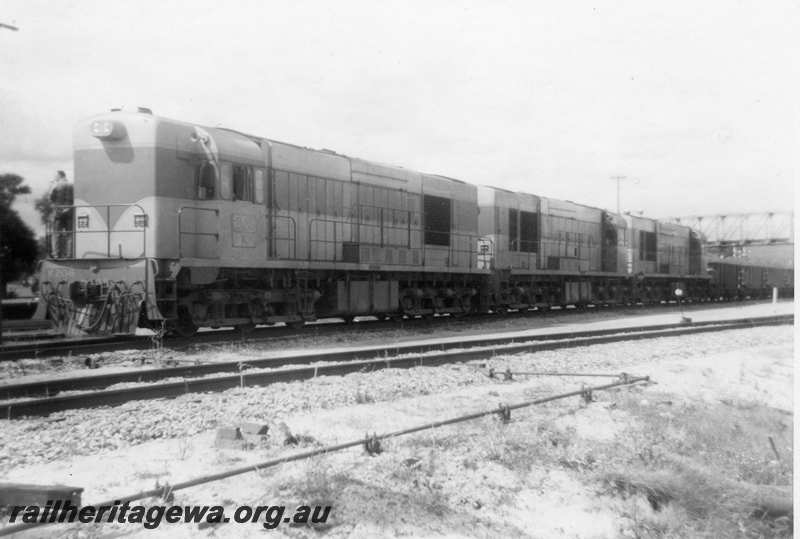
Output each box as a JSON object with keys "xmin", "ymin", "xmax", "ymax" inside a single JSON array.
[{"xmin": 35, "ymin": 109, "xmax": 778, "ymax": 336}]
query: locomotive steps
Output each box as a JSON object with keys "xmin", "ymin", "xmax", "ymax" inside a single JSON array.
[{"xmin": 0, "ymin": 313, "xmax": 791, "ymax": 419}]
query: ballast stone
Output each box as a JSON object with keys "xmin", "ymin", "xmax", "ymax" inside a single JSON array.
[
  {"xmin": 240, "ymin": 422, "xmax": 269, "ymax": 436},
  {"xmin": 214, "ymin": 423, "xmax": 271, "ymax": 450},
  {"xmin": 214, "ymin": 427, "xmax": 249, "ymax": 450}
]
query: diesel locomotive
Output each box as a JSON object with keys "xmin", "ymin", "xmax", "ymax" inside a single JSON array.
[{"xmin": 36, "ymin": 108, "xmax": 711, "ymax": 336}]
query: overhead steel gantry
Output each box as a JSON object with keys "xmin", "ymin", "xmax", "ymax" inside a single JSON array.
[{"xmin": 664, "ymin": 212, "xmax": 794, "ymax": 247}]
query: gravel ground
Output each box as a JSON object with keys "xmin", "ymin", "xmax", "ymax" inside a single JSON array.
[
  {"xmin": 0, "ymin": 300, "xmax": 791, "ymax": 385},
  {"xmin": 1, "ymin": 322, "xmax": 792, "ymax": 538},
  {"xmin": 0, "ymin": 325, "xmax": 790, "ymax": 474},
  {"xmin": 0, "ymin": 328, "xmax": 692, "ymax": 406}
]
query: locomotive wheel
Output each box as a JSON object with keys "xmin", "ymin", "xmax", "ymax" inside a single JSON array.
[
  {"xmin": 454, "ymin": 297, "xmax": 475, "ymax": 318},
  {"xmin": 170, "ymin": 315, "xmax": 198, "ymax": 338},
  {"xmin": 287, "ymin": 319, "xmax": 305, "ymax": 330},
  {"xmin": 235, "ymin": 323, "xmax": 256, "ymax": 336}
]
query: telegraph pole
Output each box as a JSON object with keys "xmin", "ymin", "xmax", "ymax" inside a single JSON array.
[
  {"xmin": 610, "ymin": 175, "xmax": 639, "ymax": 214},
  {"xmin": 610, "ymin": 175, "xmax": 625, "ymax": 214}
]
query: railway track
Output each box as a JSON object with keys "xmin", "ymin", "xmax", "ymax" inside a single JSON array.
[
  {"xmin": 0, "ymin": 313, "xmax": 790, "ymax": 419},
  {"xmin": 0, "ymin": 299, "xmax": 780, "ymax": 362}
]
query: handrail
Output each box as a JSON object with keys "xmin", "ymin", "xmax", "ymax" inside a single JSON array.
[
  {"xmin": 308, "ymin": 217, "xmax": 345, "ymax": 261},
  {"xmin": 309, "ymin": 216, "xmax": 413, "ymax": 263},
  {"xmin": 47, "ymin": 203, "xmax": 147, "ymax": 260},
  {"xmin": 307, "ymin": 214, "xmax": 490, "ymax": 269},
  {"xmin": 442, "ymin": 230, "xmax": 484, "ymax": 269},
  {"xmin": 177, "ymin": 206, "xmax": 220, "ymax": 258},
  {"xmin": 270, "ymin": 214, "xmax": 297, "ymax": 259}
]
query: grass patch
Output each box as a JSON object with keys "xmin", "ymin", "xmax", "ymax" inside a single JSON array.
[
  {"xmin": 387, "ymin": 449, "xmax": 450, "ymax": 516},
  {"xmin": 596, "ymin": 394, "xmax": 793, "ymax": 537},
  {"xmin": 293, "ymin": 456, "xmax": 340, "ymax": 508},
  {"xmin": 399, "ymin": 393, "xmax": 793, "ymax": 537}
]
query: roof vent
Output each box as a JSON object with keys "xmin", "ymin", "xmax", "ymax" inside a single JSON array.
[{"xmin": 137, "ymin": 107, "xmax": 153, "ymax": 114}]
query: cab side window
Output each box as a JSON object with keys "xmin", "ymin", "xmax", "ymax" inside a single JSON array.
[
  {"xmin": 196, "ymin": 162, "xmax": 217, "ymax": 200},
  {"xmin": 519, "ymin": 211, "xmax": 538, "ymax": 252},
  {"xmin": 508, "ymin": 208, "xmax": 519, "ymax": 251},
  {"xmin": 220, "ymin": 163, "xmax": 233, "ymax": 199},
  {"xmin": 233, "ymin": 165, "xmax": 254, "ymax": 202},
  {"xmin": 639, "ymin": 231, "xmax": 657, "ymax": 261}
]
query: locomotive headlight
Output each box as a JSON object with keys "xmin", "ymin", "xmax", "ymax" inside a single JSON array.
[{"xmin": 90, "ymin": 120, "xmax": 126, "ymax": 140}]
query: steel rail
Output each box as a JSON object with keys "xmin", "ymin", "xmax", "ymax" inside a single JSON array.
[
  {"xmin": 0, "ymin": 376, "xmax": 649, "ymax": 537},
  {"xmin": 0, "ymin": 299, "xmax": 777, "ymax": 361},
  {"xmin": 0, "ymin": 316, "xmax": 423, "ymax": 360},
  {"xmin": 0, "ymin": 314, "xmax": 790, "ymax": 401},
  {"xmin": 0, "ymin": 315, "xmax": 790, "ymax": 419},
  {"xmin": 0, "ymin": 335, "xmax": 145, "ymax": 360}
]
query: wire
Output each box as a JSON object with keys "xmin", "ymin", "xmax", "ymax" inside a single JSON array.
[{"xmin": 0, "ymin": 376, "xmax": 648, "ymax": 536}]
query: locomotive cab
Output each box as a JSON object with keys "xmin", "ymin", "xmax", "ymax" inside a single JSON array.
[{"xmin": 37, "ymin": 109, "xmax": 269, "ymax": 335}]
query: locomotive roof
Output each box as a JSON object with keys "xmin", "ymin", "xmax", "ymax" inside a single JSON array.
[
  {"xmin": 478, "ymin": 183, "xmax": 623, "ymax": 217},
  {"xmin": 86, "ymin": 109, "xmax": 700, "ymax": 236}
]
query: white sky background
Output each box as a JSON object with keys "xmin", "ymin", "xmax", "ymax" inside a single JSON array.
[{"xmin": 1, "ymin": 0, "xmax": 797, "ymax": 235}]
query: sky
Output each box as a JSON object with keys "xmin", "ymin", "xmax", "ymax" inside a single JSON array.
[{"xmin": 1, "ymin": 0, "xmax": 797, "ymax": 235}]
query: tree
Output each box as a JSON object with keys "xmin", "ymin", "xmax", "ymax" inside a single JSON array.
[
  {"xmin": 0, "ymin": 173, "xmax": 30, "ymax": 207},
  {"xmin": 0, "ymin": 174, "xmax": 39, "ymax": 296},
  {"xmin": 34, "ymin": 190, "xmax": 54, "ymax": 226}
]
